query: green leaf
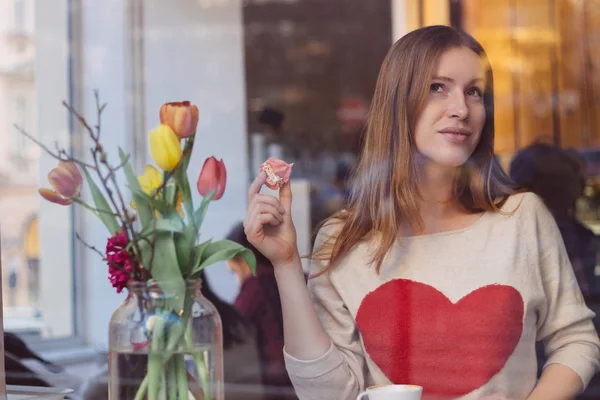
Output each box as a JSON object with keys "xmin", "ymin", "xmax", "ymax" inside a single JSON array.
[
  {"xmin": 182, "ymin": 136, "xmax": 195, "ymax": 172},
  {"xmin": 81, "ymin": 167, "xmax": 120, "ymax": 234},
  {"xmin": 138, "ymin": 216, "xmax": 184, "ymax": 237},
  {"xmin": 192, "ymin": 240, "xmax": 212, "ymax": 268},
  {"xmin": 128, "ymin": 186, "xmax": 177, "ymax": 217},
  {"xmin": 175, "ymin": 224, "xmax": 197, "ymax": 276},
  {"xmin": 119, "ymin": 148, "xmax": 153, "ymax": 229},
  {"xmin": 175, "ymin": 165, "xmax": 194, "ymax": 222},
  {"xmin": 189, "ymin": 239, "xmax": 256, "ymax": 278},
  {"xmin": 139, "ymin": 232, "xmax": 185, "ymax": 311},
  {"xmin": 192, "ymin": 190, "xmax": 214, "ymax": 230},
  {"xmin": 162, "ymin": 171, "xmax": 178, "ymax": 210},
  {"xmin": 186, "ymin": 239, "xmax": 212, "ymax": 278},
  {"xmin": 165, "ymin": 182, "xmax": 177, "ymax": 207}
]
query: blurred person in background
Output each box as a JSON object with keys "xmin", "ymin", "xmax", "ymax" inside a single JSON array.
[
  {"xmin": 510, "ymin": 142, "xmax": 598, "ymax": 297},
  {"xmin": 199, "ymin": 270, "xmax": 264, "ymax": 399},
  {"xmin": 258, "ymin": 108, "xmax": 287, "ymax": 161},
  {"xmin": 226, "ymin": 222, "xmax": 296, "ymax": 399},
  {"xmin": 310, "ymin": 161, "xmax": 353, "ymax": 233},
  {"xmin": 510, "ymin": 142, "xmax": 600, "ymax": 397}
]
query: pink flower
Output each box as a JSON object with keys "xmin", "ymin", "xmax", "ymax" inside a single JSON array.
[
  {"xmin": 106, "ymin": 231, "xmax": 135, "ymax": 293},
  {"xmin": 108, "ymin": 264, "xmax": 132, "ymax": 294},
  {"xmin": 131, "ymin": 340, "xmax": 149, "ymax": 351},
  {"xmin": 39, "ymin": 161, "xmax": 83, "ymax": 205},
  {"xmin": 197, "ymin": 156, "xmax": 227, "ymax": 200},
  {"xmin": 260, "ymin": 157, "xmax": 293, "ymax": 190}
]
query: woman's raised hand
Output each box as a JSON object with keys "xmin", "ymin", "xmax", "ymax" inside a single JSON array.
[{"xmin": 244, "ymin": 172, "xmax": 299, "ymax": 267}]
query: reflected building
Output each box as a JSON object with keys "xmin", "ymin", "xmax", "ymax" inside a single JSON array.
[{"xmin": 0, "ymin": 0, "xmax": 40, "ymax": 323}]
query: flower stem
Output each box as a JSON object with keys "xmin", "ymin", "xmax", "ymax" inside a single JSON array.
[
  {"xmin": 185, "ymin": 323, "xmax": 210, "ymax": 399},
  {"xmin": 177, "ymin": 136, "xmax": 195, "ymax": 224},
  {"xmin": 176, "ymin": 354, "xmax": 189, "ymax": 400},
  {"xmin": 159, "ymin": 372, "xmax": 167, "ymax": 400},
  {"xmin": 168, "ymin": 357, "xmax": 177, "ymax": 399},
  {"xmin": 131, "ymin": 295, "xmax": 193, "ymax": 400},
  {"xmin": 149, "ymin": 317, "xmax": 166, "ymax": 400},
  {"xmin": 133, "ymin": 376, "xmax": 148, "ymax": 400}
]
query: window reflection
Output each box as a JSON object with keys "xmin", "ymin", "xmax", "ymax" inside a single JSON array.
[{"xmin": 244, "ymin": 0, "xmax": 391, "ymax": 231}]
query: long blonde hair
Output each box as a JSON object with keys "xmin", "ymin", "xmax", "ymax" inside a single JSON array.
[{"xmin": 313, "ymin": 26, "xmax": 515, "ymax": 275}]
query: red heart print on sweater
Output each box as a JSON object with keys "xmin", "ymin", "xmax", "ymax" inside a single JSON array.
[{"xmin": 356, "ymin": 279, "xmax": 524, "ymax": 397}]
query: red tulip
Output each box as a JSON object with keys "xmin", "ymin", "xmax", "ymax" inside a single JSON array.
[
  {"xmin": 159, "ymin": 101, "xmax": 199, "ymax": 139},
  {"xmin": 197, "ymin": 156, "xmax": 227, "ymax": 200},
  {"xmin": 39, "ymin": 161, "xmax": 83, "ymax": 205}
]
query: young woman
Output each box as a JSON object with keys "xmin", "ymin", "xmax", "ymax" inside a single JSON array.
[{"xmin": 244, "ymin": 26, "xmax": 600, "ymax": 400}]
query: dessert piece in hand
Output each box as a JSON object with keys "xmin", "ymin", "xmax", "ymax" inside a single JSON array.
[{"xmin": 260, "ymin": 157, "xmax": 293, "ymax": 190}]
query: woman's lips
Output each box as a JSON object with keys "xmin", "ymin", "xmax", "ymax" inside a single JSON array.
[{"xmin": 438, "ymin": 127, "xmax": 472, "ymax": 144}]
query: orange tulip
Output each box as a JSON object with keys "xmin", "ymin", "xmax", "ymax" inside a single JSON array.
[
  {"xmin": 197, "ymin": 156, "xmax": 227, "ymax": 200},
  {"xmin": 159, "ymin": 101, "xmax": 199, "ymax": 139},
  {"xmin": 39, "ymin": 161, "xmax": 83, "ymax": 205}
]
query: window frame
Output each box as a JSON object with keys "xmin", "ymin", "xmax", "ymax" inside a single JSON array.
[
  {"xmin": 25, "ymin": 0, "xmax": 80, "ymax": 354},
  {"xmin": 13, "ymin": 0, "xmax": 26, "ymax": 33}
]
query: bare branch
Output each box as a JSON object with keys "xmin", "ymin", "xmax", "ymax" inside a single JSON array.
[
  {"xmin": 72, "ymin": 197, "xmax": 119, "ymax": 217},
  {"xmin": 58, "ymin": 92, "xmax": 145, "ymax": 280},
  {"xmin": 94, "ymin": 90, "xmax": 106, "ymax": 139},
  {"xmin": 75, "ymin": 233, "xmax": 134, "ymax": 277},
  {"xmin": 62, "ymin": 101, "xmax": 97, "ymax": 141},
  {"xmin": 14, "ymin": 124, "xmax": 96, "ymax": 169}
]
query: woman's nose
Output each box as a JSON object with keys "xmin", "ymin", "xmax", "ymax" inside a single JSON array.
[{"xmin": 447, "ymin": 93, "xmax": 469, "ymax": 120}]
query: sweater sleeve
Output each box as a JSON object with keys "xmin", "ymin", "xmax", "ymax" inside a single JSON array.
[
  {"xmin": 284, "ymin": 222, "xmax": 366, "ymax": 400},
  {"xmin": 530, "ymin": 195, "xmax": 600, "ymax": 388}
]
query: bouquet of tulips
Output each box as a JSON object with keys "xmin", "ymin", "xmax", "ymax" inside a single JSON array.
[{"xmin": 19, "ymin": 92, "xmax": 255, "ymax": 399}]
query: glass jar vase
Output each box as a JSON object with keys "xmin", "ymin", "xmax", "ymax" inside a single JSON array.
[{"xmin": 109, "ymin": 279, "xmax": 224, "ymax": 400}]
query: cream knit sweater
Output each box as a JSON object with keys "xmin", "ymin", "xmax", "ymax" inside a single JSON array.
[{"xmin": 284, "ymin": 193, "xmax": 600, "ymax": 400}]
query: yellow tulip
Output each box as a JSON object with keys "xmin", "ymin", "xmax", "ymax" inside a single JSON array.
[
  {"xmin": 131, "ymin": 165, "xmax": 162, "ymax": 210},
  {"xmin": 131, "ymin": 165, "xmax": 183, "ymax": 216},
  {"xmin": 138, "ymin": 165, "xmax": 163, "ymax": 195},
  {"xmin": 149, "ymin": 124, "xmax": 183, "ymax": 171}
]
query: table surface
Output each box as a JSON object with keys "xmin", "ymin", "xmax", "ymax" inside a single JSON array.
[{"xmin": 6, "ymin": 385, "xmax": 73, "ymax": 399}]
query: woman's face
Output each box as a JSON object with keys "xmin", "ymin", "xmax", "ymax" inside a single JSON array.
[
  {"xmin": 226, "ymin": 257, "xmax": 252, "ymax": 284},
  {"xmin": 413, "ymin": 46, "xmax": 487, "ymax": 168}
]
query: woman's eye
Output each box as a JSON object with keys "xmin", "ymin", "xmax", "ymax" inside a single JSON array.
[
  {"xmin": 467, "ymin": 87, "xmax": 483, "ymax": 98},
  {"xmin": 430, "ymin": 83, "xmax": 444, "ymax": 93}
]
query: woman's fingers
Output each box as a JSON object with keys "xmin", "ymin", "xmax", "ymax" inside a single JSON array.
[
  {"xmin": 245, "ymin": 175, "xmax": 287, "ymax": 247},
  {"xmin": 249, "ymin": 193, "xmax": 285, "ymax": 213},
  {"xmin": 257, "ymin": 213, "xmax": 281, "ymax": 226},
  {"xmin": 247, "ymin": 172, "xmax": 267, "ymax": 204},
  {"xmin": 245, "ymin": 211, "xmax": 281, "ymax": 244},
  {"xmin": 244, "ymin": 202, "xmax": 283, "ymax": 241},
  {"xmin": 252, "ymin": 203, "xmax": 283, "ymax": 222}
]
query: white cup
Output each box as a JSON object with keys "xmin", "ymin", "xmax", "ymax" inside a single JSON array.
[{"xmin": 356, "ymin": 384, "xmax": 423, "ymax": 400}]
